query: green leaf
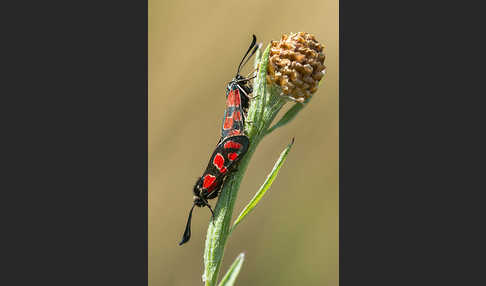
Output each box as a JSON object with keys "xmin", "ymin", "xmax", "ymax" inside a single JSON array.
[
  {"xmin": 231, "ymin": 138, "xmax": 295, "ymax": 232},
  {"xmin": 217, "ymin": 253, "xmax": 245, "ymax": 286},
  {"xmin": 265, "ymin": 102, "xmax": 305, "ymax": 136}
]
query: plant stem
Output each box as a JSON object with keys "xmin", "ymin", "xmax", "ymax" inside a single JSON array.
[
  {"xmin": 202, "ymin": 44, "xmax": 287, "ymax": 286},
  {"xmin": 202, "ymin": 135, "xmax": 259, "ymax": 286}
]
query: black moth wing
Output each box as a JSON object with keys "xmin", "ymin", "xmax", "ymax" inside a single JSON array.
[
  {"xmin": 221, "ymin": 82, "xmax": 249, "ymax": 140},
  {"xmin": 219, "ymin": 135, "xmax": 250, "ymax": 169},
  {"xmin": 192, "ymin": 175, "xmax": 224, "ymax": 199},
  {"xmin": 205, "ymin": 179, "xmax": 225, "ymax": 200},
  {"xmin": 203, "ymin": 135, "xmax": 250, "ymax": 175},
  {"xmin": 201, "ymin": 135, "xmax": 250, "ymax": 199}
]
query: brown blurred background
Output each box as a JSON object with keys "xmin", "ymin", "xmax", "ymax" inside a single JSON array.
[{"xmin": 149, "ymin": 0, "xmax": 338, "ymax": 285}]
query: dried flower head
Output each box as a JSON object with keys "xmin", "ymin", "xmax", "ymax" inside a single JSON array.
[{"xmin": 267, "ymin": 32, "xmax": 326, "ymax": 103}]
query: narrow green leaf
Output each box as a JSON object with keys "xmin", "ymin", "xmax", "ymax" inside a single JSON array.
[
  {"xmin": 231, "ymin": 138, "xmax": 295, "ymax": 231},
  {"xmin": 217, "ymin": 253, "xmax": 245, "ymax": 286},
  {"xmin": 265, "ymin": 102, "xmax": 305, "ymax": 136}
]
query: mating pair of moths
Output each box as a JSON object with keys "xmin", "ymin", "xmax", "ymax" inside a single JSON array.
[{"xmin": 179, "ymin": 35, "xmax": 260, "ymax": 245}]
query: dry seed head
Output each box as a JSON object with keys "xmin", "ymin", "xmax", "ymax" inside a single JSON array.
[{"xmin": 267, "ymin": 32, "xmax": 326, "ymax": 102}]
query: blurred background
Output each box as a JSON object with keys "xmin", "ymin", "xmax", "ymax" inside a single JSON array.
[{"xmin": 149, "ymin": 0, "xmax": 338, "ymax": 285}]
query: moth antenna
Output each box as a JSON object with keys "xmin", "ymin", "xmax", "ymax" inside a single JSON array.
[
  {"xmin": 237, "ymin": 35, "xmax": 257, "ymax": 76},
  {"xmin": 179, "ymin": 204, "xmax": 196, "ymax": 246},
  {"xmin": 238, "ymin": 43, "xmax": 259, "ymax": 75}
]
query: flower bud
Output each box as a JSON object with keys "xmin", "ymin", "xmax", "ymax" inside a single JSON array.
[{"xmin": 267, "ymin": 32, "xmax": 326, "ymax": 103}]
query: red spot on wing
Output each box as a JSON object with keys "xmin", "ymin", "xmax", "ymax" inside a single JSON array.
[
  {"xmin": 224, "ymin": 141, "xmax": 242, "ymax": 149},
  {"xmin": 233, "ymin": 90, "xmax": 241, "ymax": 106},
  {"xmin": 226, "ymin": 89, "xmax": 241, "ymax": 107},
  {"xmin": 223, "ymin": 116, "xmax": 233, "ymax": 130},
  {"xmin": 226, "ymin": 90, "xmax": 236, "ymax": 107},
  {"xmin": 233, "ymin": 111, "xmax": 241, "ymax": 121},
  {"xmin": 213, "ymin": 153, "xmax": 225, "ymax": 170},
  {"xmin": 202, "ymin": 174, "xmax": 216, "ymax": 190},
  {"xmin": 228, "ymin": 152, "xmax": 238, "ymax": 161}
]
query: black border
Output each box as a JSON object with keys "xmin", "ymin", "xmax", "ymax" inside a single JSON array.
[
  {"xmin": 339, "ymin": 4, "xmax": 425, "ymax": 283},
  {"xmin": 5, "ymin": 1, "xmax": 148, "ymax": 284},
  {"xmin": 339, "ymin": 1, "xmax": 479, "ymax": 284}
]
